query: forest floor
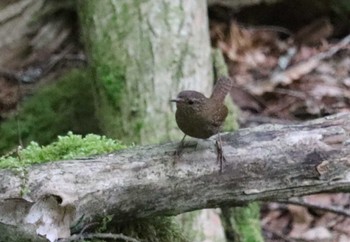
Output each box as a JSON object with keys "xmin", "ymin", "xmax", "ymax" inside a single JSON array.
[
  {"xmin": 210, "ymin": 9, "xmax": 350, "ymax": 242},
  {"xmin": 1, "ymin": 3, "xmax": 350, "ymax": 242}
]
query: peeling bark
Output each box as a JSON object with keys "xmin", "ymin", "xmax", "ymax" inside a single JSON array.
[{"xmin": 1, "ymin": 113, "xmax": 350, "ymax": 241}]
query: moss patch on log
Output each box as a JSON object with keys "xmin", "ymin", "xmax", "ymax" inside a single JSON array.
[{"xmin": 0, "ymin": 132, "xmax": 126, "ymax": 169}]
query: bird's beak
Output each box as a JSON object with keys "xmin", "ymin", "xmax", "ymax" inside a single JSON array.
[{"xmin": 170, "ymin": 98, "xmax": 182, "ymax": 103}]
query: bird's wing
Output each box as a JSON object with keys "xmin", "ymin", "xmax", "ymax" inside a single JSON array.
[{"xmin": 211, "ymin": 105, "xmax": 228, "ymax": 127}]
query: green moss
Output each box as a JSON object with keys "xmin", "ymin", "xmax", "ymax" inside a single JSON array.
[
  {"xmin": 95, "ymin": 63, "xmax": 126, "ymax": 105},
  {"xmin": 97, "ymin": 214, "xmax": 114, "ymax": 233},
  {"xmin": 220, "ymin": 204, "xmax": 264, "ymax": 242},
  {"xmin": 0, "ymin": 131, "xmax": 126, "ymax": 197},
  {"xmin": 113, "ymin": 216, "xmax": 188, "ymax": 242},
  {"xmin": 80, "ymin": 1, "xmax": 129, "ymax": 107},
  {"xmin": 0, "ymin": 132, "xmax": 126, "ymax": 169},
  {"xmin": 78, "ymin": 1, "xmax": 148, "ymax": 143},
  {"xmin": 0, "ymin": 69, "xmax": 100, "ymax": 154},
  {"xmin": 232, "ymin": 203, "xmax": 264, "ymax": 242}
]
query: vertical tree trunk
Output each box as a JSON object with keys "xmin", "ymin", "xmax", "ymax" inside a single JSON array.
[
  {"xmin": 78, "ymin": 0, "xmax": 213, "ymax": 241},
  {"xmin": 78, "ymin": 0, "xmax": 213, "ymax": 144}
]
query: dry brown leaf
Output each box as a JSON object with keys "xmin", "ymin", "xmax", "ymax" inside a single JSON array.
[
  {"xmin": 287, "ymin": 205, "xmax": 313, "ymax": 238},
  {"xmin": 301, "ymin": 226, "xmax": 332, "ymax": 241}
]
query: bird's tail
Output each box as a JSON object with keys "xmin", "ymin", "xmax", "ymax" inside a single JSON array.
[{"xmin": 210, "ymin": 76, "xmax": 233, "ymax": 103}]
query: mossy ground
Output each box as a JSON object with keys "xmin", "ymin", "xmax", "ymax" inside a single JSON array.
[{"xmin": 0, "ymin": 69, "xmax": 100, "ymax": 155}]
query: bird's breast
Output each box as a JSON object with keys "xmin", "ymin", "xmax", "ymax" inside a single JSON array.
[{"xmin": 175, "ymin": 105, "xmax": 224, "ymax": 139}]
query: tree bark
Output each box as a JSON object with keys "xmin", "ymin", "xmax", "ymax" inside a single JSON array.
[
  {"xmin": 1, "ymin": 113, "xmax": 350, "ymax": 241},
  {"xmin": 78, "ymin": 1, "xmax": 213, "ymax": 240},
  {"xmin": 78, "ymin": 0, "xmax": 213, "ymax": 145}
]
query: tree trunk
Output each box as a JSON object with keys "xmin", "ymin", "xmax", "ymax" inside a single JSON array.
[
  {"xmin": 78, "ymin": 1, "xmax": 213, "ymax": 241},
  {"xmin": 1, "ymin": 113, "xmax": 350, "ymax": 241},
  {"xmin": 78, "ymin": 0, "xmax": 213, "ymax": 144}
]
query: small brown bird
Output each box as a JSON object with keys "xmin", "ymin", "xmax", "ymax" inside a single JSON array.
[{"xmin": 171, "ymin": 76, "xmax": 233, "ymax": 171}]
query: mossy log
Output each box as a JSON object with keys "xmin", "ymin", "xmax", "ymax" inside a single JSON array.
[{"xmin": 1, "ymin": 113, "xmax": 350, "ymax": 241}]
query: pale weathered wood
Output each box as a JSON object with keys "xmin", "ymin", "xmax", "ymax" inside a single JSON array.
[{"xmin": 1, "ymin": 113, "xmax": 350, "ymax": 241}]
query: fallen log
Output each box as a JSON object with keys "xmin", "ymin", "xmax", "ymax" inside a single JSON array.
[{"xmin": 1, "ymin": 113, "xmax": 350, "ymax": 241}]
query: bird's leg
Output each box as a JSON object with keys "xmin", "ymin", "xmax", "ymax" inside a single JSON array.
[
  {"xmin": 174, "ymin": 134, "xmax": 187, "ymax": 157},
  {"xmin": 216, "ymin": 133, "xmax": 226, "ymax": 172},
  {"xmin": 180, "ymin": 134, "xmax": 187, "ymax": 147}
]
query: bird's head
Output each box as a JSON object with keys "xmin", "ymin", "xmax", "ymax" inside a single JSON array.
[{"xmin": 171, "ymin": 91, "xmax": 207, "ymax": 112}]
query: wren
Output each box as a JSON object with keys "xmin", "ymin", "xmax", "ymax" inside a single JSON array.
[{"xmin": 171, "ymin": 76, "xmax": 233, "ymax": 171}]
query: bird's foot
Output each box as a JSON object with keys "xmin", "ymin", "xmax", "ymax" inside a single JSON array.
[
  {"xmin": 173, "ymin": 141, "xmax": 197, "ymax": 157},
  {"xmin": 174, "ymin": 145, "xmax": 184, "ymax": 157},
  {"xmin": 216, "ymin": 139, "xmax": 226, "ymax": 172}
]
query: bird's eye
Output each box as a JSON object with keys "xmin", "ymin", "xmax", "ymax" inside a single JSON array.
[{"xmin": 188, "ymin": 100, "xmax": 194, "ymax": 105}]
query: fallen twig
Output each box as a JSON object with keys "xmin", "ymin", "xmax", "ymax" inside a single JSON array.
[
  {"xmin": 247, "ymin": 33, "xmax": 350, "ymax": 95},
  {"xmin": 57, "ymin": 233, "xmax": 141, "ymax": 242},
  {"xmin": 278, "ymin": 197, "xmax": 350, "ymax": 217}
]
